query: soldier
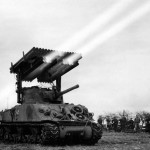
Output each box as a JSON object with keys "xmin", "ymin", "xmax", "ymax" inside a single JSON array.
[
  {"xmin": 97, "ymin": 116, "xmax": 103, "ymax": 126},
  {"xmin": 145, "ymin": 117, "xmax": 150, "ymax": 133},
  {"xmin": 106, "ymin": 116, "xmax": 111, "ymax": 131},
  {"xmin": 112, "ymin": 117, "xmax": 118, "ymax": 132},
  {"xmin": 120, "ymin": 115, "xmax": 127, "ymax": 131},
  {"xmin": 128, "ymin": 118, "xmax": 134, "ymax": 130},
  {"xmin": 134, "ymin": 115, "xmax": 141, "ymax": 132}
]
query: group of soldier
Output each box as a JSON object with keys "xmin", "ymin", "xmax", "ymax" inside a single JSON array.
[{"xmin": 97, "ymin": 115, "xmax": 149, "ymax": 132}]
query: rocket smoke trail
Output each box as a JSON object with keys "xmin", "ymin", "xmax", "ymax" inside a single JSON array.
[
  {"xmin": 76, "ymin": 1, "xmax": 150, "ymax": 56},
  {"xmin": 45, "ymin": 0, "xmax": 134, "ymax": 64},
  {"xmin": 56, "ymin": 0, "xmax": 135, "ymax": 51}
]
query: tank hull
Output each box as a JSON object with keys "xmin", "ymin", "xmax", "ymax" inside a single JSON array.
[{"xmin": 0, "ymin": 104, "xmax": 102, "ymax": 145}]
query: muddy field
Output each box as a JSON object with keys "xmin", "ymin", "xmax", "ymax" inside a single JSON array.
[{"xmin": 0, "ymin": 131, "xmax": 150, "ymax": 150}]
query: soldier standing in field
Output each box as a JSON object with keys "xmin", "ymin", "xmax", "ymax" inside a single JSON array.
[
  {"xmin": 134, "ymin": 115, "xmax": 141, "ymax": 132},
  {"xmin": 120, "ymin": 115, "xmax": 127, "ymax": 132},
  {"xmin": 145, "ymin": 116, "xmax": 150, "ymax": 133},
  {"xmin": 97, "ymin": 116, "xmax": 103, "ymax": 125},
  {"xmin": 106, "ymin": 116, "xmax": 111, "ymax": 131},
  {"xmin": 128, "ymin": 118, "xmax": 134, "ymax": 130},
  {"xmin": 112, "ymin": 117, "xmax": 118, "ymax": 132}
]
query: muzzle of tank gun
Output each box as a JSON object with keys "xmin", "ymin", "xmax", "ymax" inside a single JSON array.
[{"xmin": 56, "ymin": 84, "xmax": 79, "ymax": 98}]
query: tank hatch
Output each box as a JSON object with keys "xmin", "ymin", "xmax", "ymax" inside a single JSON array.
[{"xmin": 10, "ymin": 47, "xmax": 82, "ymax": 82}]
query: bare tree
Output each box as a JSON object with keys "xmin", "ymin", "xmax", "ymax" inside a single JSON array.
[{"xmin": 117, "ymin": 110, "xmax": 133, "ymax": 120}]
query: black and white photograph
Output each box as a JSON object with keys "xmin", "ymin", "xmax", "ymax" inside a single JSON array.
[{"xmin": 0, "ymin": 0, "xmax": 150, "ymax": 149}]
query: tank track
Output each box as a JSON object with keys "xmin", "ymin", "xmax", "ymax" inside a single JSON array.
[
  {"xmin": 91, "ymin": 124, "xmax": 102, "ymax": 144},
  {"xmin": 0, "ymin": 123, "xmax": 60, "ymax": 145},
  {"xmin": 40, "ymin": 123, "xmax": 59, "ymax": 144},
  {"xmin": 84, "ymin": 123, "xmax": 102, "ymax": 145},
  {"xmin": 0, "ymin": 122, "xmax": 102, "ymax": 145}
]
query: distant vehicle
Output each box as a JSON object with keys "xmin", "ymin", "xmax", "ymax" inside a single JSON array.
[{"xmin": 0, "ymin": 47, "xmax": 102, "ymax": 145}]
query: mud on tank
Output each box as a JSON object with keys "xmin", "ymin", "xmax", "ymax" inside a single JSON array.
[{"xmin": 0, "ymin": 47, "xmax": 102, "ymax": 145}]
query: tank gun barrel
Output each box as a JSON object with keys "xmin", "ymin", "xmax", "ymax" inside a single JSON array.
[{"xmin": 56, "ymin": 84, "xmax": 79, "ymax": 98}]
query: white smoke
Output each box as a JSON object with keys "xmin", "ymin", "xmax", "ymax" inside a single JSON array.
[
  {"xmin": 56, "ymin": 0, "xmax": 135, "ymax": 51},
  {"xmin": 63, "ymin": 53, "xmax": 82, "ymax": 65},
  {"xmin": 76, "ymin": 1, "xmax": 150, "ymax": 56},
  {"xmin": 44, "ymin": 51, "xmax": 65, "ymax": 63}
]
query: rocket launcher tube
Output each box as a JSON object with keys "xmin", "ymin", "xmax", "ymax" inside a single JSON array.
[{"xmin": 56, "ymin": 84, "xmax": 79, "ymax": 98}]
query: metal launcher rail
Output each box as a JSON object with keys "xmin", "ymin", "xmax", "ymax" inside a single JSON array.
[{"xmin": 10, "ymin": 47, "xmax": 82, "ymax": 103}]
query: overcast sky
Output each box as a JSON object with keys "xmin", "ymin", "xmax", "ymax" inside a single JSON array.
[{"xmin": 1, "ymin": 0, "xmax": 150, "ymax": 119}]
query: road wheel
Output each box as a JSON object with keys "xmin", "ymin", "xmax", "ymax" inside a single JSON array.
[{"xmin": 40, "ymin": 123, "xmax": 59, "ymax": 145}]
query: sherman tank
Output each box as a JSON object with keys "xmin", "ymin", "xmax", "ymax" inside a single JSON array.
[{"xmin": 0, "ymin": 47, "xmax": 102, "ymax": 145}]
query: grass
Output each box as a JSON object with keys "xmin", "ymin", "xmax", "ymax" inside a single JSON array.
[{"xmin": 0, "ymin": 131, "xmax": 150, "ymax": 150}]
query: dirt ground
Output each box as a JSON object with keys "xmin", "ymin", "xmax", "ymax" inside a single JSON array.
[{"xmin": 0, "ymin": 131, "xmax": 150, "ymax": 150}]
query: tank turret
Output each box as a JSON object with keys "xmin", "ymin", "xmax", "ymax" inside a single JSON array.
[{"xmin": 22, "ymin": 84, "xmax": 79, "ymax": 104}]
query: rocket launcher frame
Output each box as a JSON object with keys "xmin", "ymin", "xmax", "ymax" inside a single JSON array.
[
  {"xmin": 10, "ymin": 47, "xmax": 82, "ymax": 103},
  {"xmin": 10, "ymin": 47, "xmax": 82, "ymax": 82}
]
